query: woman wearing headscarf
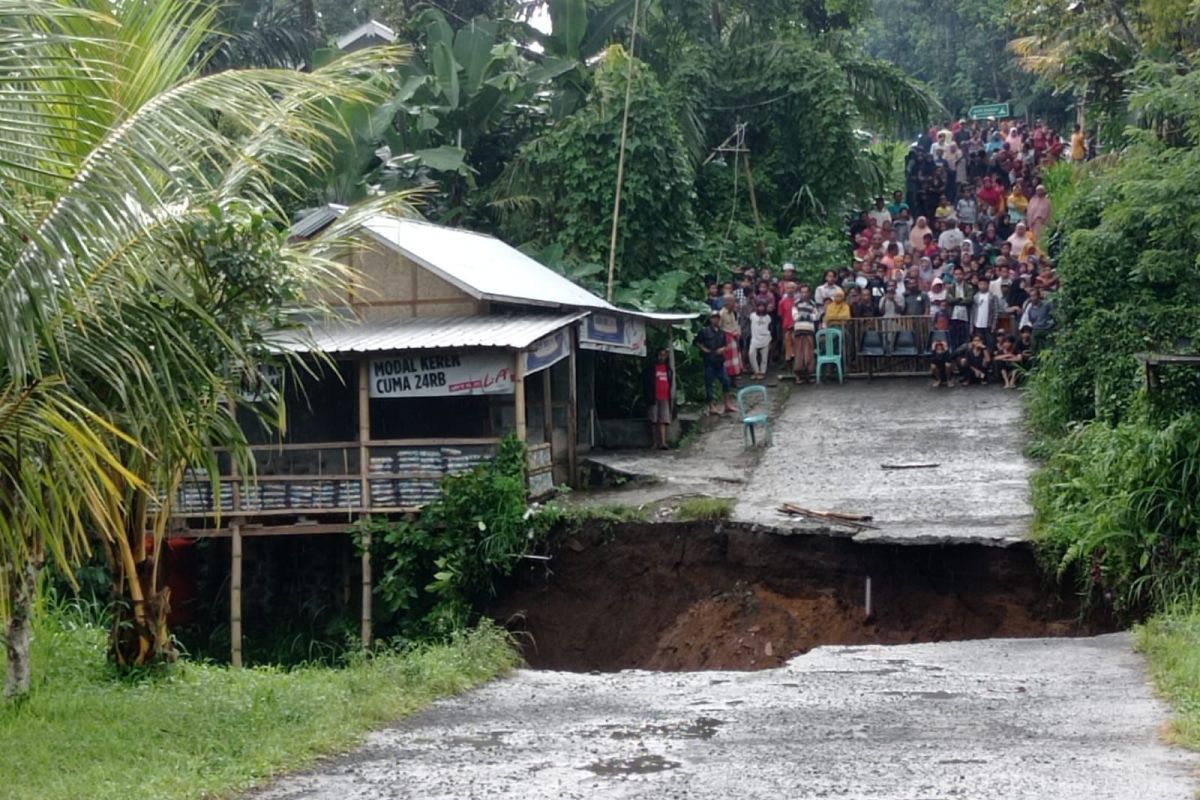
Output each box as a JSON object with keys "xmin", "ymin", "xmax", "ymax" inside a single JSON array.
[
  {"xmin": 1006, "ymin": 183, "xmax": 1029, "ymax": 223},
  {"xmin": 1025, "ymin": 184, "xmax": 1052, "ymax": 240},
  {"xmin": 909, "ymin": 216, "xmax": 931, "ymax": 252},
  {"xmin": 1006, "ymin": 222, "xmax": 1031, "ymax": 258},
  {"xmin": 917, "ymin": 257, "xmax": 936, "ymax": 292},
  {"xmin": 719, "ymin": 294, "xmax": 744, "ymax": 378},
  {"xmin": 823, "ymin": 287, "xmax": 852, "ymax": 327}
]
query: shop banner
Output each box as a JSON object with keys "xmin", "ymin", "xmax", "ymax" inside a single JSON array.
[
  {"xmin": 369, "ymin": 351, "xmax": 514, "ymax": 398},
  {"xmin": 578, "ymin": 312, "xmax": 646, "ymax": 357},
  {"xmin": 524, "ymin": 329, "xmax": 571, "ymax": 375}
]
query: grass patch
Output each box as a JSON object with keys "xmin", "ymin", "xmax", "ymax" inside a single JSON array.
[
  {"xmin": 1136, "ymin": 610, "xmax": 1200, "ymax": 749},
  {"xmin": 676, "ymin": 496, "xmax": 733, "ymax": 521},
  {"xmin": 551, "ymin": 502, "xmax": 649, "ymax": 527},
  {"xmin": 0, "ymin": 609, "xmax": 519, "ymax": 800}
]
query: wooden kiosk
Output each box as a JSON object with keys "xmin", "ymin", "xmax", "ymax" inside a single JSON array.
[{"xmin": 167, "ymin": 209, "xmax": 692, "ymax": 663}]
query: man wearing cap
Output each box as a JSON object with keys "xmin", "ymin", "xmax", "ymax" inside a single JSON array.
[{"xmin": 695, "ymin": 311, "xmax": 738, "ymax": 415}]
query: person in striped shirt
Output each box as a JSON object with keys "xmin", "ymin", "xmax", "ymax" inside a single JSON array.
[{"xmin": 791, "ymin": 284, "xmax": 819, "ymax": 384}]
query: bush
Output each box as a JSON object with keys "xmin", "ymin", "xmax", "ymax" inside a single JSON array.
[
  {"xmin": 1031, "ymin": 414, "xmax": 1200, "ymax": 615},
  {"xmin": 363, "ymin": 435, "xmax": 555, "ymax": 639}
]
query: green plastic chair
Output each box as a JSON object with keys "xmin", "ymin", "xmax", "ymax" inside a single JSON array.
[
  {"xmin": 736, "ymin": 385, "xmax": 772, "ymax": 447},
  {"xmin": 815, "ymin": 327, "xmax": 844, "ymax": 384}
]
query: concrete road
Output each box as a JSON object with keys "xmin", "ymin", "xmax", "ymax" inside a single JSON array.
[
  {"xmin": 251, "ymin": 634, "xmax": 1195, "ymax": 800},
  {"xmin": 734, "ymin": 379, "xmax": 1033, "ymax": 545}
]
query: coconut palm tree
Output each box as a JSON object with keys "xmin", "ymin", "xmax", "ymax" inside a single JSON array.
[{"xmin": 0, "ymin": 0, "xmax": 410, "ymax": 695}]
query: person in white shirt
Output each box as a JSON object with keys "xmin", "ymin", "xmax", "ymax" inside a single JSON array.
[
  {"xmin": 937, "ymin": 219, "xmax": 964, "ymax": 253},
  {"xmin": 971, "ymin": 274, "xmax": 998, "ymax": 345},
  {"xmin": 814, "ymin": 270, "xmax": 840, "ymax": 305},
  {"xmin": 748, "ymin": 300, "xmax": 772, "ymax": 380},
  {"xmin": 868, "ymin": 196, "xmax": 892, "ymax": 227}
]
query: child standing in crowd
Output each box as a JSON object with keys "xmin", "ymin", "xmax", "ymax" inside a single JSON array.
[{"xmin": 643, "ymin": 347, "xmax": 673, "ymax": 449}]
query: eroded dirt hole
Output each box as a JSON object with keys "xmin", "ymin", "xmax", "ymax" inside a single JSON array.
[{"xmin": 489, "ymin": 521, "xmax": 1113, "ymax": 671}]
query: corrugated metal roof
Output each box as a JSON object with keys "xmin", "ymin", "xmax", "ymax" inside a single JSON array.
[
  {"xmin": 360, "ymin": 216, "xmax": 611, "ymax": 311},
  {"xmin": 289, "ymin": 207, "xmax": 696, "ymax": 325},
  {"xmin": 275, "ymin": 312, "xmax": 588, "ymax": 355}
]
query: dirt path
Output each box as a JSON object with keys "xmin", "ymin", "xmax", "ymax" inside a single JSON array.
[{"xmin": 250, "ymin": 634, "xmax": 1194, "ymax": 799}]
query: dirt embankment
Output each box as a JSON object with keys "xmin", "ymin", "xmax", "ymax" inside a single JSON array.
[{"xmin": 489, "ymin": 521, "xmax": 1112, "ymax": 671}]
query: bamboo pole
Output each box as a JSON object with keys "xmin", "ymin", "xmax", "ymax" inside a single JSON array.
[
  {"xmin": 567, "ymin": 330, "xmax": 578, "ymax": 485},
  {"xmin": 514, "ymin": 352, "xmax": 527, "ymax": 441},
  {"xmin": 357, "ymin": 358, "xmax": 373, "ymax": 649},
  {"xmin": 541, "ymin": 368, "xmax": 553, "ymax": 447},
  {"xmin": 230, "ymin": 520, "xmax": 243, "ymax": 668},
  {"xmin": 604, "ymin": 0, "xmax": 642, "ymax": 302}
]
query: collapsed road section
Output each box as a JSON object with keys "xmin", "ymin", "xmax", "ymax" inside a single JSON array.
[{"xmin": 489, "ymin": 521, "xmax": 1111, "ymax": 671}]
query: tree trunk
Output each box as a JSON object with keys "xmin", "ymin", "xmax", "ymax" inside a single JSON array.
[
  {"xmin": 4, "ymin": 560, "xmax": 38, "ymax": 699},
  {"xmin": 106, "ymin": 531, "xmax": 177, "ymax": 668}
]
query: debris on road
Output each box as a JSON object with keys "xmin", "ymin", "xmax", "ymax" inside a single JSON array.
[{"xmin": 777, "ymin": 503, "xmax": 879, "ymax": 530}]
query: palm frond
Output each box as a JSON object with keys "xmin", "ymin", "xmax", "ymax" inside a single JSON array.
[{"xmin": 842, "ymin": 56, "xmax": 946, "ymax": 133}]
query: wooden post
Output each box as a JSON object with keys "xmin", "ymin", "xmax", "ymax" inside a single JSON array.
[
  {"xmin": 357, "ymin": 358, "xmax": 373, "ymax": 649},
  {"xmin": 230, "ymin": 519, "xmax": 243, "ymax": 668},
  {"xmin": 541, "ymin": 368, "xmax": 553, "ymax": 446},
  {"xmin": 514, "ymin": 351, "xmax": 527, "ymax": 441},
  {"xmin": 666, "ymin": 327, "xmax": 679, "ymax": 406},
  {"xmin": 567, "ymin": 330, "xmax": 578, "ymax": 485}
]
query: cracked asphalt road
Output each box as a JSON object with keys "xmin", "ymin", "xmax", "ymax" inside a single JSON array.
[{"xmin": 250, "ymin": 634, "xmax": 1195, "ymax": 799}]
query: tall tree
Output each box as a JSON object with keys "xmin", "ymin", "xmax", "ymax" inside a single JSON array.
[{"xmin": 0, "ymin": 0, "xmax": 409, "ymax": 692}]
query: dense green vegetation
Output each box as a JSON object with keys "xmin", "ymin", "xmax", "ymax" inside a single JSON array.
[
  {"xmin": 0, "ymin": 601, "xmax": 517, "ymax": 800},
  {"xmin": 1012, "ymin": 0, "xmax": 1200, "ymax": 748}
]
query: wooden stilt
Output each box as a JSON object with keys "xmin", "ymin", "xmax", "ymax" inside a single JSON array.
[
  {"xmin": 360, "ymin": 532, "xmax": 372, "ymax": 649},
  {"xmin": 666, "ymin": 327, "xmax": 679, "ymax": 407},
  {"xmin": 357, "ymin": 358, "xmax": 373, "ymax": 649},
  {"xmin": 230, "ymin": 520, "xmax": 243, "ymax": 668}
]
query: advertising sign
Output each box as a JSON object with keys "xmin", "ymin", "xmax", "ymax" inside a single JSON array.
[
  {"xmin": 578, "ymin": 312, "xmax": 646, "ymax": 357},
  {"xmin": 369, "ymin": 351, "xmax": 514, "ymax": 398},
  {"xmin": 524, "ymin": 329, "xmax": 571, "ymax": 375}
]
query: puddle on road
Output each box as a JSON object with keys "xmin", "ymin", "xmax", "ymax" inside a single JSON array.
[
  {"xmin": 584, "ymin": 754, "xmax": 681, "ymax": 776},
  {"xmin": 414, "ymin": 730, "xmax": 511, "ymax": 749},
  {"xmin": 599, "ymin": 716, "xmax": 725, "ymax": 741}
]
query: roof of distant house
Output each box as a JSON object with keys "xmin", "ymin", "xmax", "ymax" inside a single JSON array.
[
  {"xmin": 290, "ymin": 206, "xmax": 697, "ymax": 323},
  {"xmin": 335, "ymin": 19, "xmax": 397, "ymax": 51}
]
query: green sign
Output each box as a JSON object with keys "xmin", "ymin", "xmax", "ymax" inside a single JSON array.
[{"xmin": 968, "ymin": 103, "xmax": 1011, "ymax": 120}]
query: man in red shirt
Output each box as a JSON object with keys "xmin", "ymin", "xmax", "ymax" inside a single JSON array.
[{"xmin": 643, "ymin": 347, "xmax": 674, "ymax": 449}]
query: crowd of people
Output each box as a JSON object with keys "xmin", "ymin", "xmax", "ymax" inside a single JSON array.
[{"xmin": 694, "ymin": 117, "xmax": 1067, "ymax": 412}]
